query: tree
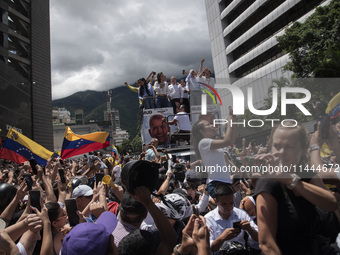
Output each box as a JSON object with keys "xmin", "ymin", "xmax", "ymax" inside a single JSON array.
[
  {"xmin": 120, "ymin": 139, "xmax": 132, "ymax": 154},
  {"xmin": 277, "ymin": 0, "xmax": 340, "ymax": 78},
  {"xmin": 131, "ymin": 133, "xmax": 142, "ymax": 153}
]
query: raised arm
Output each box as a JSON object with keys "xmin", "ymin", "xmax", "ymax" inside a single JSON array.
[
  {"xmin": 210, "ymin": 106, "xmax": 236, "ymax": 150},
  {"xmin": 198, "ymin": 58, "xmax": 205, "ymax": 77},
  {"xmin": 34, "ymin": 206, "xmax": 53, "ymax": 255},
  {"xmin": 124, "ymin": 81, "xmax": 139, "ymax": 93},
  {"xmin": 156, "ymin": 172, "xmax": 172, "ymax": 196},
  {"xmin": 0, "ymin": 181, "xmax": 27, "ymax": 227},
  {"xmin": 0, "ymin": 231, "xmax": 20, "ymax": 255},
  {"xmin": 39, "ymin": 165, "xmax": 57, "ymax": 203},
  {"xmin": 145, "ymin": 71, "xmax": 154, "ymax": 83},
  {"xmin": 132, "ymin": 186, "xmax": 176, "ymax": 255}
]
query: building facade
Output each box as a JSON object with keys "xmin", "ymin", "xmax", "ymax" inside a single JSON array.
[
  {"xmin": 205, "ymin": 0, "xmax": 327, "ymax": 119},
  {"xmin": 0, "ymin": 0, "xmax": 52, "ymax": 149}
]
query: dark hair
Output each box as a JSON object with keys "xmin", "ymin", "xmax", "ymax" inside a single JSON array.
[
  {"xmin": 192, "ymin": 120, "xmax": 208, "ymax": 160},
  {"xmin": 0, "ymin": 183, "xmax": 17, "ymax": 213},
  {"xmin": 118, "ymin": 230, "xmax": 154, "ymax": 255},
  {"xmin": 167, "ymin": 179, "xmax": 179, "ymax": 193},
  {"xmin": 156, "ymin": 72, "xmax": 163, "ymax": 83},
  {"xmin": 120, "ymin": 209, "xmax": 146, "ymax": 225},
  {"xmin": 214, "ymin": 183, "xmax": 234, "ymax": 199},
  {"xmin": 45, "ymin": 202, "xmax": 60, "ymax": 223},
  {"xmin": 155, "ymin": 174, "xmax": 166, "ymax": 191},
  {"xmin": 138, "ymin": 78, "xmax": 151, "ymax": 97},
  {"xmin": 182, "ymin": 182, "xmax": 197, "ymax": 191}
]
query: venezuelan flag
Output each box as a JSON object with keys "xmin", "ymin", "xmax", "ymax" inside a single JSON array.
[
  {"xmin": 111, "ymin": 145, "xmax": 119, "ymax": 159},
  {"xmin": 0, "ymin": 128, "xmax": 53, "ymax": 165},
  {"xmin": 326, "ymin": 92, "xmax": 340, "ymax": 119},
  {"xmin": 61, "ymin": 126, "xmax": 110, "ymax": 159}
]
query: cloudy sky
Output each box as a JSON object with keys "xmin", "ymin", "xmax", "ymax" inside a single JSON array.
[{"xmin": 50, "ymin": 0, "xmax": 213, "ymax": 100}]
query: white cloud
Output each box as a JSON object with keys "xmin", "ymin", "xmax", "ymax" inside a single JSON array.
[{"xmin": 51, "ymin": 0, "xmax": 212, "ymax": 99}]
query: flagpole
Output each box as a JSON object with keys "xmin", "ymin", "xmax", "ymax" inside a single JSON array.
[{"xmin": 107, "ymin": 90, "xmax": 115, "ymax": 149}]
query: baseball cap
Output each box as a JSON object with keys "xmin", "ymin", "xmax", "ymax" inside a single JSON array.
[
  {"xmin": 120, "ymin": 193, "xmax": 146, "ymax": 215},
  {"xmin": 185, "ymin": 170, "xmax": 200, "ymax": 182},
  {"xmin": 72, "ymin": 185, "xmax": 93, "ymax": 198},
  {"xmin": 156, "ymin": 193, "xmax": 191, "ymax": 221},
  {"xmin": 61, "ymin": 211, "xmax": 118, "ymax": 255}
]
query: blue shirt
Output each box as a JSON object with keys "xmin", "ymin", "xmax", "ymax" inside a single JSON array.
[
  {"xmin": 205, "ymin": 207, "xmax": 259, "ymax": 253},
  {"xmin": 138, "ymin": 82, "xmax": 155, "ymax": 100}
]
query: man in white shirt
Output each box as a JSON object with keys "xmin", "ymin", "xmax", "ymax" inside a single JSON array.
[
  {"xmin": 168, "ymin": 76, "xmax": 182, "ymax": 114},
  {"xmin": 186, "ymin": 69, "xmax": 201, "ymax": 106},
  {"xmin": 163, "ymin": 105, "xmax": 191, "ymax": 144},
  {"xmin": 205, "ymin": 183, "xmax": 259, "ymax": 254},
  {"xmin": 179, "ymin": 79, "xmax": 190, "ymax": 113},
  {"xmin": 200, "ymin": 67, "xmax": 216, "ymax": 105}
]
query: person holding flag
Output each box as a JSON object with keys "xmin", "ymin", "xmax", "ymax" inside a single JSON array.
[{"xmin": 112, "ymin": 145, "xmax": 119, "ymax": 160}]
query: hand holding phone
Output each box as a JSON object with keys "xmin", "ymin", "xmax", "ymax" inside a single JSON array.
[
  {"xmin": 233, "ymin": 175, "xmax": 240, "ymax": 184},
  {"xmin": 58, "ymin": 169, "xmax": 66, "ymax": 184},
  {"xmin": 23, "ymin": 174, "xmax": 33, "ymax": 191},
  {"xmin": 192, "ymin": 205, "xmax": 199, "ymax": 217},
  {"xmin": 95, "ymin": 173, "xmax": 104, "ymax": 183},
  {"xmin": 233, "ymin": 221, "xmax": 241, "ymax": 229},
  {"xmin": 29, "ymin": 190, "xmax": 41, "ymax": 212},
  {"xmin": 65, "ymin": 198, "xmax": 79, "ymax": 227},
  {"xmin": 29, "ymin": 159, "xmax": 37, "ymax": 175}
]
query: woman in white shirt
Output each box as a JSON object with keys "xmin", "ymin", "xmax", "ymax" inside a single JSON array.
[
  {"xmin": 192, "ymin": 107, "xmax": 236, "ymax": 198},
  {"xmin": 154, "ymin": 72, "xmax": 170, "ymax": 108}
]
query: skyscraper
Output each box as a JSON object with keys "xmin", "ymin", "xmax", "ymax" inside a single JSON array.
[
  {"xmin": 0, "ymin": 0, "xmax": 53, "ymax": 150},
  {"xmin": 205, "ymin": 0, "xmax": 327, "ymax": 118}
]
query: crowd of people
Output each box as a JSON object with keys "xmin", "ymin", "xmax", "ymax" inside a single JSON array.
[
  {"xmin": 124, "ymin": 57, "xmax": 215, "ymax": 113},
  {"xmin": 0, "ymin": 107, "xmax": 339, "ymax": 254}
]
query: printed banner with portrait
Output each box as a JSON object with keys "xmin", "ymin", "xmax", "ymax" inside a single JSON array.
[{"xmin": 141, "ymin": 107, "xmax": 175, "ymax": 147}]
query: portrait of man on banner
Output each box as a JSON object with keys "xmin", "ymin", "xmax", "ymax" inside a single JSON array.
[{"xmin": 142, "ymin": 108, "xmax": 174, "ymax": 146}]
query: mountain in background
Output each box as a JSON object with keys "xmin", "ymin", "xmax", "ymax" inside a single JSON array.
[{"xmin": 52, "ymin": 86, "xmax": 140, "ymax": 139}]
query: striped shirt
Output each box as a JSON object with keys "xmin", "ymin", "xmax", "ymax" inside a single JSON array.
[{"xmin": 112, "ymin": 220, "xmax": 139, "ymax": 246}]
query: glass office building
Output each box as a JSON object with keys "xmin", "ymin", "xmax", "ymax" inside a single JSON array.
[
  {"xmin": 204, "ymin": 0, "xmax": 328, "ymax": 119},
  {"xmin": 0, "ymin": 0, "xmax": 52, "ymax": 150}
]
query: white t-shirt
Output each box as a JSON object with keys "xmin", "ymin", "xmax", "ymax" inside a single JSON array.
[
  {"xmin": 112, "ymin": 165, "xmax": 121, "ymax": 178},
  {"xmin": 174, "ymin": 112, "xmax": 192, "ymax": 131},
  {"xmin": 199, "ymin": 138, "xmax": 231, "ymax": 184},
  {"xmin": 168, "ymin": 84, "xmax": 182, "ymax": 99},
  {"xmin": 154, "ymin": 81, "xmax": 169, "ymax": 95},
  {"xmin": 201, "ymin": 76, "xmax": 216, "ymax": 88}
]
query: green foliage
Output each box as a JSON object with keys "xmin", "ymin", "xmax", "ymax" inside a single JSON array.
[
  {"xmin": 315, "ymin": 46, "xmax": 340, "ymax": 77},
  {"xmin": 120, "ymin": 139, "xmax": 133, "ymax": 154},
  {"xmin": 277, "ymin": 0, "xmax": 340, "ymax": 78},
  {"xmin": 131, "ymin": 133, "xmax": 142, "ymax": 153}
]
